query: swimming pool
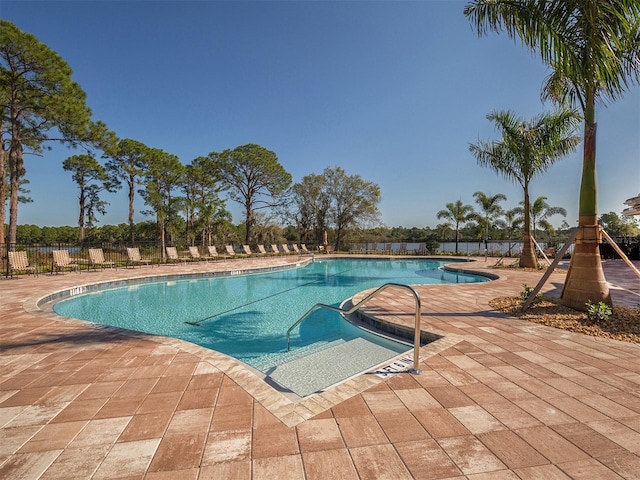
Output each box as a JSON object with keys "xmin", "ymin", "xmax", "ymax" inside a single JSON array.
[{"xmin": 53, "ymin": 258, "xmax": 489, "ymax": 395}]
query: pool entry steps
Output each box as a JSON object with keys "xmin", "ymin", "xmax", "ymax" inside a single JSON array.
[{"xmin": 286, "ymin": 282, "xmax": 423, "ymax": 374}]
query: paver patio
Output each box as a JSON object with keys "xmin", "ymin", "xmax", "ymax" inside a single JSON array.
[{"xmin": 0, "ymin": 255, "xmax": 639, "ymax": 479}]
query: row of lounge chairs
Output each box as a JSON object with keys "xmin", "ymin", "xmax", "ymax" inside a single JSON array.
[
  {"xmin": 6, "ymin": 243, "xmax": 314, "ymax": 277},
  {"xmin": 165, "ymin": 244, "xmax": 311, "ymax": 262}
]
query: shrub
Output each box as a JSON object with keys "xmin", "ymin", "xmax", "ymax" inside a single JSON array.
[
  {"xmin": 585, "ymin": 301, "xmax": 612, "ymax": 321},
  {"xmin": 520, "ymin": 284, "xmax": 543, "ymax": 304}
]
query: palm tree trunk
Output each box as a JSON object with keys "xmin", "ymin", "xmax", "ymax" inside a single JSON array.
[
  {"xmin": 561, "ymin": 89, "xmax": 611, "ymax": 309},
  {"xmin": 520, "ymin": 185, "xmax": 537, "ymax": 268}
]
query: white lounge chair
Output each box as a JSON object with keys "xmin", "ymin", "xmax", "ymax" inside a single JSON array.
[
  {"xmin": 166, "ymin": 246, "xmax": 189, "ymax": 263},
  {"xmin": 53, "ymin": 249, "xmax": 80, "ymax": 273},
  {"xmin": 270, "ymin": 244, "xmax": 280, "ymax": 254},
  {"xmin": 225, "ymin": 245, "xmax": 236, "ymax": 257},
  {"xmin": 281, "ymin": 244, "xmax": 291, "ymax": 254},
  {"xmin": 242, "ymin": 245, "xmax": 253, "ymax": 256},
  {"xmin": 127, "ymin": 247, "xmax": 152, "ymax": 268},
  {"xmin": 8, "ymin": 251, "xmax": 37, "ymax": 278},
  {"xmin": 207, "ymin": 245, "xmax": 219, "ymax": 260},
  {"xmin": 257, "ymin": 244, "xmax": 268, "ymax": 255},
  {"xmin": 89, "ymin": 248, "xmax": 115, "ymax": 269}
]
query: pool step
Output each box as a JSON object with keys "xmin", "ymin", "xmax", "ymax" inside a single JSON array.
[
  {"xmin": 266, "ymin": 336, "xmax": 411, "ymax": 397},
  {"xmin": 250, "ymin": 333, "xmax": 355, "ymax": 372}
]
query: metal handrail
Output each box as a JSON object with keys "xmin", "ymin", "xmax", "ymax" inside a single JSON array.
[{"xmin": 285, "ymin": 282, "xmax": 423, "ymax": 374}]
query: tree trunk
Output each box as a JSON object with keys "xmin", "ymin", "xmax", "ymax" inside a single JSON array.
[
  {"xmin": 520, "ymin": 232, "xmax": 537, "ymax": 268},
  {"xmin": 0, "ymin": 142, "xmax": 5, "ymax": 247},
  {"xmin": 561, "ymin": 98, "xmax": 611, "ymax": 309},
  {"xmin": 561, "ymin": 224, "xmax": 611, "ymax": 308},
  {"xmin": 128, "ymin": 176, "xmax": 135, "ymax": 245},
  {"xmin": 519, "ymin": 184, "xmax": 537, "ymax": 268}
]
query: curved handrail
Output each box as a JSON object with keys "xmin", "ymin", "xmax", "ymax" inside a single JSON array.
[{"xmin": 285, "ymin": 282, "xmax": 423, "ymax": 374}]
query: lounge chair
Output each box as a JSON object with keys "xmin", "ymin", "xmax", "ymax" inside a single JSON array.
[
  {"xmin": 8, "ymin": 251, "xmax": 37, "ymax": 278},
  {"xmin": 88, "ymin": 248, "xmax": 115, "ymax": 269},
  {"xmin": 242, "ymin": 245, "xmax": 253, "ymax": 256},
  {"xmin": 270, "ymin": 244, "xmax": 280, "ymax": 254},
  {"xmin": 291, "ymin": 244, "xmax": 300, "ymax": 253},
  {"xmin": 225, "ymin": 245, "xmax": 236, "ymax": 257},
  {"xmin": 188, "ymin": 246, "xmax": 205, "ymax": 261},
  {"xmin": 300, "ymin": 244, "xmax": 310, "ymax": 253},
  {"xmin": 166, "ymin": 246, "xmax": 189, "ymax": 263},
  {"xmin": 207, "ymin": 245, "xmax": 219, "ymax": 260},
  {"xmin": 281, "ymin": 244, "xmax": 291, "ymax": 254},
  {"xmin": 53, "ymin": 249, "xmax": 80, "ymax": 274},
  {"xmin": 127, "ymin": 247, "xmax": 152, "ymax": 268},
  {"xmin": 257, "ymin": 244, "xmax": 268, "ymax": 255}
]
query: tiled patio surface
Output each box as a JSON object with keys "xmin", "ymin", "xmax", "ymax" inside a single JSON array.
[{"xmin": 0, "ymin": 255, "xmax": 639, "ymax": 479}]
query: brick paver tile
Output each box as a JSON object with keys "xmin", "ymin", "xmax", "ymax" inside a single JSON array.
[
  {"xmin": 556, "ymin": 458, "xmax": 625, "ymax": 480},
  {"xmin": 426, "ymin": 385, "xmax": 475, "ymax": 408},
  {"xmin": 165, "ymin": 407, "xmax": 213, "ymax": 435},
  {"xmin": 145, "ymin": 467, "xmax": 199, "ymax": 480},
  {"xmin": 0, "ymin": 449, "xmax": 62, "ymax": 480},
  {"xmin": 350, "ymin": 444, "xmax": 413, "ymax": 480},
  {"xmin": 477, "ymin": 430, "xmax": 548, "ymax": 470},
  {"xmin": 118, "ymin": 411, "xmax": 172, "ymax": 442},
  {"xmin": 413, "ymin": 407, "xmax": 470, "ymax": 438},
  {"xmin": 449, "ymin": 405, "xmax": 506, "ymax": 434},
  {"xmin": 252, "ymin": 422, "xmax": 298, "ymax": 459},
  {"xmin": 331, "ymin": 394, "xmax": 370, "ymax": 418},
  {"xmin": 515, "ymin": 398, "xmax": 577, "ymax": 426},
  {"xmin": 39, "ymin": 444, "xmax": 111, "ymax": 479},
  {"xmin": 515, "ymin": 425, "xmax": 590, "ymax": 464},
  {"xmin": 587, "ymin": 419, "xmax": 640, "ymax": 453},
  {"xmin": 211, "ymin": 402, "xmax": 253, "ymax": 432},
  {"xmin": 396, "ymin": 438, "xmax": 461, "ymax": 479},
  {"xmin": 394, "ymin": 388, "xmax": 442, "ymax": 410},
  {"xmin": 253, "ymin": 454, "xmax": 304, "ymax": 479},
  {"xmin": 302, "ymin": 448, "xmax": 359, "ymax": 480},
  {"xmin": 148, "ymin": 432, "xmax": 207, "ymax": 471},
  {"xmin": 18, "ymin": 420, "xmax": 87, "ymax": 453},
  {"xmin": 335, "ymin": 414, "xmax": 388, "ymax": 448},
  {"xmin": 551, "ymin": 422, "xmax": 629, "ymax": 458},
  {"xmin": 201, "ymin": 429, "xmax": 251, "ymax": 465},
  {"xmin": 438, "ymin": 435, "xmax": 506, "ymax": 475},
  {"xmin": 373, "ymin": 410, "xmax": 429, "ymax": 442},
  {"xmin": 91, "ymin": 438, "xmax": 160, "ymax": 479},
  {"xmin": 513, "ymin": 463, "xmax": 573, "ymax": 480},
  {"xmin": 598, "ymin": 451, "xmax": 640, "ymax": 479},
  {"xmin": 296, "ymin": 418, "xmax": 345, "ymax": 452},
  {"xmin": 361, "ymin": 390, "xmax": 406, "ymax": 414},
  {"xmin": 68, "ymin": 416, "xmax": 131, "ymax": 448},
  {"xmin": 199, "ymin": 460, "xmax": 251, "ymax": 480}
]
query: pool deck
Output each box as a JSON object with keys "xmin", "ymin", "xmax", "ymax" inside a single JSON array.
[{"xmin": 1, "ymin": 255, "xmax": 639, "ymax": 479}]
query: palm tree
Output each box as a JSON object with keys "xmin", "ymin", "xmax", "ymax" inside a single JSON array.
[
  {"xmin": 469, "ymin": 109, "xmax": 581, "ymax": 268},
  {"xmin": 473, "ymin": 191, "xmax": 507, "ymax": 252},
  {"xmin": 528, "ymin": 196, "xmax": 567, "ymax": 239},
  {"xmin": 504, "ymin": 207, "xmax": 524, "ymax": 256},
  {"xmin": 464, "ymin": 0, "xmax": 640, "ymax": 308},
  {"xmin": 436, "ymin": 200, "xmax": 475, "ymax": 254}
]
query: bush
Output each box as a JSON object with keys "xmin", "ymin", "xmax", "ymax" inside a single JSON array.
[
  {"xmin": 585, "ymin": 301, "xmax": 612, "ymax": 321},
  {"xmin": 520, "ymin": 284, "xmax": 543, "ymax": 304}
]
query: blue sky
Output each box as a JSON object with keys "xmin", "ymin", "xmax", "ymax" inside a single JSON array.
[{"xmin": 2, "ymin": 0, "xmax": 639, "ymax": 229}]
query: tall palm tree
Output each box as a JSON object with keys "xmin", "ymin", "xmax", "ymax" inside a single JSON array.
[
  {"xmin": 527, "ymin": 196, "xmax": 567, "ymax": 239},
  {"xmin": 464, "ymin": 0, "xmax": 640, "ymax": 307},
  {"xmin": 436, "ymin": 200, "xmax": 475, "ymax": 254},
  {"xmin": 473, "ymin": 191, "xmax": 507, "ymax": 250},
  {"xmin": 504, "ymin": 207, "xmax": 524, "ymax": 256},
  {"xmin": 469, "ymin": 109, "xmax": 581, "ymax": 268}
]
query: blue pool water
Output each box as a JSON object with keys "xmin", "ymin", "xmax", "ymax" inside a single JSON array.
[{"xmin": 53, "ymin": 258, "xmax": 488, "ymax": 395}]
